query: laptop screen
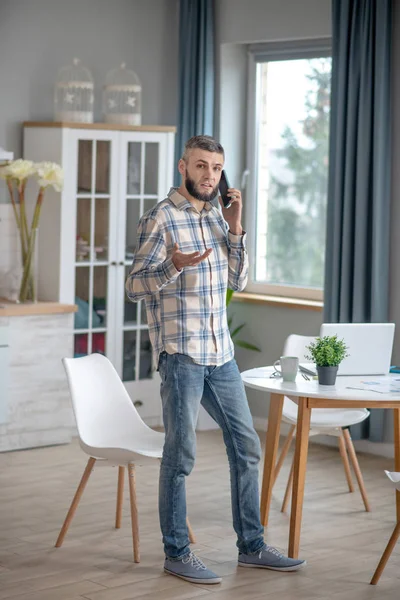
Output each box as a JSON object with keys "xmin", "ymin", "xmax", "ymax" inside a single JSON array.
[{"xmin": 319, "ymin": 323, "xmax": 395, "ymax": 376}]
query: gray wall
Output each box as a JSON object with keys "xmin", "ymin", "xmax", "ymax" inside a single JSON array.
[
  {"xmin": 216, "ymin": 0, "xmax": 331, "ymax": 44},
  {"xmin": 0, "ymin": 0, "xmax": 179, "ymax": 159}
]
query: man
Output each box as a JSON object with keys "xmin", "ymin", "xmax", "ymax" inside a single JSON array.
[{"xmin": 126, "ymin": 135, "xmax": 306, "ymax": 584}]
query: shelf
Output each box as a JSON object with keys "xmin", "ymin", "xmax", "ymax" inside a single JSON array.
[
  {"xmin": 76, "ymin": 193, "xmax": 110, "ymax": 199},
  {"xmin": 74, "ymin": 260, "xmax": 136, "ymax": 266},
  {"xmin": 0, "ymin": 300, "xmax": 77, "ymax": 317},
  {"xmin": 75, "ymin": 261, "xmax": 109, "ymax": 267},
  {"xmin": 125, "ymin": 194, "xmax": 159, "ymax": 200},
  {"xmin": 74, "ymin": 328, "xmax": 107, "ymax": 334},
  {"xmin": 24, "ymin": 121, "xmax": 177, "ymax": 133}
]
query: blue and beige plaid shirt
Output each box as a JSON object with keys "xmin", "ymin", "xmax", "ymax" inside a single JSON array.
[{"xmin": 125, "ymin": 188, "xmax": 248, "ymax": 367}]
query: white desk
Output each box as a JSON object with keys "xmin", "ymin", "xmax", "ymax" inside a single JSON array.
[{"xmin": 241, "ymin": 366, "xmax": 400, "ymax": 558}]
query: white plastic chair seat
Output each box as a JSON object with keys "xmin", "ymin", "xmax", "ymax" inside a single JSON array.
[
  {"xmin": 63, "ymin": 352, "xmax": 166, "ymax": 463},
  {"xmin": 83, "ymin": 441, "xmax": 164, "ymax": 465},
  {"xmin": 282, "ymin": 397, "xmax": 370, "ymax": 429},
  {"xmin": 385, "ymin": 470, "xmax": 400, "ymax": 490},
  {"xmin": 79, "ymin": 428, "xmax": 164, "ymax": 464}
]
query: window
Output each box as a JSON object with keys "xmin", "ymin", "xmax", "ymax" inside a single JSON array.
[{"xmin": 246, "ymin": 41, "xmax": 331, "ymax": 300}]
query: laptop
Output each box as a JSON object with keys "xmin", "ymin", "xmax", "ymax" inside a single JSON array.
[{"xmin": 319, "ymin": 323, "xmax": 395, "ymax": 376}]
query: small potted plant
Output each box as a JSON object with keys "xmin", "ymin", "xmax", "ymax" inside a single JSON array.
[{"xmin": 306, "ymin": 335, "xmax": 349, "ymax": 385}]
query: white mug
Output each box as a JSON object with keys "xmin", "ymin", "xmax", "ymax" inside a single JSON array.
[{"xmin": 273, "ymin": 356, "xmax": 299, "ymax": 382}]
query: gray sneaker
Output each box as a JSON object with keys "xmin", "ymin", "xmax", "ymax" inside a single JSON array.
[
  {"xmin": 164, "ymin": 552, "xmax": 222, "ymax": 584},
  {"xmin": 238, "ymin": 544, "xmax": 306, "ymax": 572}
]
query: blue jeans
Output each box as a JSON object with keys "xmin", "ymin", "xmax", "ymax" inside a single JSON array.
[{"xmin": 158, "ymin": 352, "xmax": 264, "ymax": 559}]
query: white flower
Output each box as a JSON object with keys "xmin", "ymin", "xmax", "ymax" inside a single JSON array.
[
  {"xmin": 35, "ymin": 162, "xmax": 64, "ymax": 192},
  {"xmin": 0, "ymin": 165, "xmax": 11, "ymax": 179},
  {"xmin": 0, "ymin": 159, "xmax": 36, "ymax": 183}
]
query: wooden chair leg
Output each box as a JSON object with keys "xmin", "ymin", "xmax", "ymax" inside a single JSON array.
[
  {"xmin": 370, "ymin": 520, "xmax": 400, "ymax": 584},
  {"xmin": 274, "ymin": 425, "xmax": 296, "ymax": 484},
  {"xmin": 128, "ymin": 464, "xmax": 140, "ymax": 563},
  {"xmin": 186, "ymin": 517, "xmax": 196, "ymax": 544},
  {"xmin": 338, "ymin": 430, "xmax": 354, "ymax": 493},
  {"xmin": 393, "ymin": 408, "xmax": 400, "ymax": 521},
  {"xmin": 115, "ymin": 466, "xmax": 125, "ymax": 529},
  {"xmin": 55, "ymin": 457, "xmax": 96, "ymax": 547},
  {"xmin": 343, "ymin": 429, "xmax": 371, "ymax": 512},
  {"xmin": 281, "ymin": 454, "xmax": 295, "ymax": 513}
]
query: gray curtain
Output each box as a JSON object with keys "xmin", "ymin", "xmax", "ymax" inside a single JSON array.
[
  {"xmin": 174, "ymin": 0, "xmax": 215, "ymax": 185},
  {"xmin": 324, "ymin": 0, "xmax": 392, "ymax": 441}
]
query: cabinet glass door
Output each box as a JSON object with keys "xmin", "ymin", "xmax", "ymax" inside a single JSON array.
[
  {"xmin": 74, "ymin": 136, "xmax": 116, "ymax": 360},
  {"xmin": 122, "ymin": 139, "xmax": 162, "ymax": 382},
  {"xmin": 117, "ymin": 133, "xmax": 168, "ymax": 419}
]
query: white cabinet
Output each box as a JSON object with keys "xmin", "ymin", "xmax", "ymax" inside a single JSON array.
[{"xmin": 23, "ymin": 123, "xmax": 175, "ymax": 423}]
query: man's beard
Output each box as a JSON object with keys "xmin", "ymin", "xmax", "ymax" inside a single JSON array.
[{"xmin": 185, "ymin": 172, "xmax": 219, "ymax": 203}]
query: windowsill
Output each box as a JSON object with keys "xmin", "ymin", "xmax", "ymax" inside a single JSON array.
[{"xmin": 231, "ymin": 292, "xmax": 323, "ymax": 311}]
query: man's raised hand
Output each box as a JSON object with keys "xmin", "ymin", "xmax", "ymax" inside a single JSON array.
[{"xmin": 171, "ymin": 243, "xmax": 212, "ymax": 271}]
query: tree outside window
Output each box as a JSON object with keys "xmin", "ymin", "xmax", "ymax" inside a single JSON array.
[{"xmin": 254, "ymin": 57, "xmax": 331, "ymax": 293}]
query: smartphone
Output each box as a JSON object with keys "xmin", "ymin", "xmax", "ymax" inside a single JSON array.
[{"xmin": 219, "ymin": 170, "xmax": 232, "ymax": 208}]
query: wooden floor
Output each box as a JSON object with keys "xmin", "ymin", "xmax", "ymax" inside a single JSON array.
[{"xmin": 1, "ymin": 430, "xmax": 400, "ymax": 600}]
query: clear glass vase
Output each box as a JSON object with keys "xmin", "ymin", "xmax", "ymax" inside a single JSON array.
[{"xmin": 19, "ymin": 228, "xmax": 38, "ymax": 303}]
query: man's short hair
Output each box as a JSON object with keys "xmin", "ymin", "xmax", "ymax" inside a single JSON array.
[{"xmin": 182, "ymin": 135, "xmax": 225, "ymax": 162}]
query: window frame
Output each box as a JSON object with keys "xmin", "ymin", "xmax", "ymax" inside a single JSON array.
[{"xmin": 245, "ymin": 39, "xmax": 332, "ymax": 302}]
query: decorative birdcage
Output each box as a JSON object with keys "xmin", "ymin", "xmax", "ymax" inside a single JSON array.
[
  {"xmin": 54, "ymin": 58, "xmax": 94, "ymax": 123},
  {"xmin": 103, "ymin": 63, "xmax": 142, "ymax": 125}
]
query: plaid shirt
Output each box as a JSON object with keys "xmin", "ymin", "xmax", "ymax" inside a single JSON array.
[{"xmin": 125, "ymin": 188, "xmax": 248, "ymax": 367}]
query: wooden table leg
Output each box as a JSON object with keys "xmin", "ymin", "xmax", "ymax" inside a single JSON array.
[
  {"xmin": 260, "ymin": 393, "xmax": 284, "ymax": 526},
  {"xmin": 394, "ymin": 408, "xmax": 400, "ymax": 522},
  {"xmin": 288, "ymin": 397, "xmax": 311, "ymax": 558}
]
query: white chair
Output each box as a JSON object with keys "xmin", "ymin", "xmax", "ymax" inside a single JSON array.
[
  {"xmin": 55, "ymin": 353, "xmax": 195, "ymax": 562},
  {"xmin": 274, "ymin": 334, "xmax": 371, "ymax": 512},
  {"xmin": 370, "ymin": 471, "xmax": 400, "ymax": 584}
]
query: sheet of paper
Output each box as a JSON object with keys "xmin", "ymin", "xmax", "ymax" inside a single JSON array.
[{"xmin": 345, "ymin": 378, "xmax": 400, "ymax": 394}]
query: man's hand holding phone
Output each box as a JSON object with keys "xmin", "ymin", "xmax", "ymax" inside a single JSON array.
[{"xmin": 218, "ymin": 170, "xmax": 243, "ymax": 235}]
